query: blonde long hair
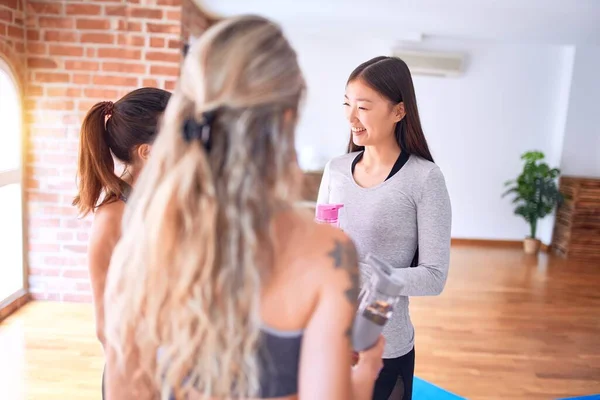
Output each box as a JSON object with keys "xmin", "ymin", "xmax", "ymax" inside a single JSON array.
[{"xmin": 104, "ymin": 15, "xmax": 306, "ymax": 399}]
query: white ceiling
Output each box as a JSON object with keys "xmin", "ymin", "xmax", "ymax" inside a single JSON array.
[{"xmin": 198, "ymin": 0, "xmax": 600, "ymax": 45}]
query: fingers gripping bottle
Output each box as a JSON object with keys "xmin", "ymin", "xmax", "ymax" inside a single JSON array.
[
  {"xmin": 352, "ymin": 253, "xmax": 402, "ymax": 352},
  {"xmin": 315, "ymin": 204, "xmax": 344, "ymax": 228}
]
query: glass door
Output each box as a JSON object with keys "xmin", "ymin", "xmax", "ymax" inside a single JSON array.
[{"xmin": 0, "ymin": 59, "xmax": 25, "ymax": 307}]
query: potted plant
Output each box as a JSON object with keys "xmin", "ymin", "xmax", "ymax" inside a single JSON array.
[{"xmin": 502, "ymin": 151, "xmax": 564, "ymax": 255}]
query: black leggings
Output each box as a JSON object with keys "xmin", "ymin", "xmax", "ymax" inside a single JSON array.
[{"xmin": 372, "ymin": 348, "xmax": 415, "ymax": 400}]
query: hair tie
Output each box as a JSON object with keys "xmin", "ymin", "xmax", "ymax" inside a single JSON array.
[
  {"xmin": 182, "ymin": 110, "xmax": 218, "ymax": 151},
  {"xmin": 102, "ymin": 101, "xmax": 114, "ymax": 117}
]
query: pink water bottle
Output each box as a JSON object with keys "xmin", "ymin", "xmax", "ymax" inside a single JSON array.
[{"xmin": 315, "ymin": 204, "xmax": 344, "ymax": 228}]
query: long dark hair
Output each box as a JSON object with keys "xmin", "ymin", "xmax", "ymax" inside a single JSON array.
[
  {"xmin": 346, "ymin": 56, "xmax": 434, "ymax": 163},
  {"xmin": 73, "ymin": 87, "xmax": 171, "ymax": 216}
]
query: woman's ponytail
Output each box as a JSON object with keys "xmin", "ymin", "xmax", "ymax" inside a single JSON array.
[{"xmin": 73, "ymin": 101, "xmax": 127, "ymax": 216}]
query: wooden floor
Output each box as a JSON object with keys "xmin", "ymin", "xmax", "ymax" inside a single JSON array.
[{"xmin": 1, "ymin": 245, "xmax": 599, "ymax": 400}]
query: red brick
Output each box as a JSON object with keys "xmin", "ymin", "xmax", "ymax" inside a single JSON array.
[
  {"xmin": 117, "ymin": 20, "xmax": 142, "ymax": 32},
  {"xmin": 84, "ymin": 88, "xmax": 119, "ymax": 99},
  {"xmin": 28, "ymin": 2, "xmax": 63, "ymax": 15},
  {"xmin": 34, "ymin": 72, "xmax": 70, "ymax": 83},
  {"xmin": 14, "ymin": 41, "xmax": 25, "ymax": 53},
  {"xmin": 46, "ymin": 87, "xmax": 81, "ymax": 98},
  {"xmin": 81, "ymin": 33, "xmax": 114, "ymax": 44},
  {"xmin": 27, "ymin": 57, "xmax": 58, "ymax": 69},
  {"xmin": 29, "ymin": 268, "xmax": 61, "ymax": 277},
  {"xmin": 102, "ymin": 62, "xmax": 145, "ymax": 74},
  {"xmin": 168, "ymin": 39, "xmax": 180, "ymax": 49},
  {"xmin": 146, "ymin": 51, "xmax": 179, "ymax": 63},
  {"xmin": 26, "ymin": 85, "xmax": 44, "ymax": 96},
  {"xmin": 0, "ymin": 22, "xmax": 6, "ymax": 35},
  {"xmin": 97, "ymin": 48, "xmax": 141, "ymax": 60},
  {"xmin": 7, "ymin": 25, "xmax": 23, "ymax": 39},
  {"xmin": 105, "ymin": 5, "xmax": 127, "ymax": 17},
  {"xmin": 147, "ymin": 22, "xmax": 179, "ymax": 34},
  {"xmin": 29, "ymin": 243, "xmax": 61, "ymax": 252},
  {"xmin": 166, "ymin": 10, "xmax": 181, "ymax": 21},
  {"xmin": 65, "ymin": 60, "xmax": 99, "ymax": 71},
  {"xmin": 143, "ymin": 79, "xmax": 159, "ymax": 87},
  {"xmin": 73, "ymin": 73, "xmax": 91, "ymax": 84},
  {"xmin": 117, "ymin": 34, "xmax": 145, "ymax": 47},
  {"xmin": 39, "ymin": 17, "xmax": 74, "ymax": 29},
  {"xmin": 92, "ymin": 75, "xmax": 138, "ymax": 87},
  {"xmin": 150, "ymin": 65, "xmax": 179, "ymax": 76},
  {"xmin": 0, "ymin": 9, "xmax": 12, "ymax": 22},
  {"xmin": 86, "ymin": 48, "xmax": 95, "ymax": 57},
  {"xmin": 78, "ymin": 99, "xmax": 98, "ymax": 112},
  {"xmin": 64, "ymin": 245, "xmax": 87, "ymax": 253},
  {"xmin": 76, "ymin": 18, "xmax": 110, "ymax": 30},
  {"xmin": 62, "ymin": 269, "xmax": 89, "ymax": 279},
  {"xmin": 48, "ymin": 44, "xmax": 84, "ymax": 57},
  {"xmin": 165, "ymin": 80, "xmax": 177, "ymax": 91},
  {"xmin": 150, "ymin": 37, "xmax": 165, "ymax": 48},
  {"xmin": 157, "ymin": 0, "xmax": 181, "ymax": 5},
  {"xmin": 131, "ymin": 8, "xmax": 162, "ymax": 19},
  {"xmin": 26, "ymin": 29, "xmax": 40, "ymax": 41},
  {"xmin": 66, "ymin": 4, "xmax": 102, "ymax": 16},
  {"xmin": 77, "ymin": 232, "xmax": 89, "ymax": 242},
  {"xmin": 29, "ymin": 218, "xmax": 61, "ymax": 228},
  {"xmin": 27, "ymin": 42, "xmax": 46, "ymax": 55},
  {"xmin": 44, "ymin": 30, "xmax": 78, "ymax": 42},
  {"xmin": 44, "ymin": 256, "xmax": 68, "ymax": 266}
]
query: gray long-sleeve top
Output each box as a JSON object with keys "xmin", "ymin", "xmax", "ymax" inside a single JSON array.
[{"xmin": 317, "ymin": 152, "xmax": 452, "ymax": 358}]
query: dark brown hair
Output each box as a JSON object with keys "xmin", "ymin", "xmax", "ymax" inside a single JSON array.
[
  {"xmin": 346, "ymin": 56, "xmax": 434, "ymax": 162},
  {"xmin": 73, "ymin": 87, "xmax": 171, "ymax": 216}
]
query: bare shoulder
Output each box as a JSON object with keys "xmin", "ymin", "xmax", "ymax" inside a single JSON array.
[
  {"xmin": 90, "ymin": 201, "xmax": 125, "ymax": 245},
  {"xmin": 288, "ymin": 211, "xmax": 359, "ymax": 292}
]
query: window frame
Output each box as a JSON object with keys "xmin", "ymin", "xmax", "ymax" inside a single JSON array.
[{"xmin": 0, "ymin": 57, "xmax": 28, "ymax": 314}]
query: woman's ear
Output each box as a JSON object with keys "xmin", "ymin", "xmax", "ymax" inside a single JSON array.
[
  {"xmin": 394, "ymin": 102, "xmax": 406, "ymax": 122},
  {"xmin": 137, "ymin": 144, "xmax": 152, "ymax": 162}
]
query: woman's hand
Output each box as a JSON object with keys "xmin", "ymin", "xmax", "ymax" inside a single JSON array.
[{"xmin": 351, "ymin": 335, "xmax": 385, "ymax": 400}]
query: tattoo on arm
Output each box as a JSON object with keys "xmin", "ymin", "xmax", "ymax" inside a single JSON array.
[{"xmin": 327, "ymin": 239, "xmax": 360, "ymax": 341}]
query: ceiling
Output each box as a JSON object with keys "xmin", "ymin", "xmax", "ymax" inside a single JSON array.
[{"xmin": 198, "ymin": 0, "xmax": 600, "ymax": 45}]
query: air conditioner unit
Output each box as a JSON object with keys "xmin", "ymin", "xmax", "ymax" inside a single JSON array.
[{"xmin": 391, "ymin": 49, "xmax": 465, "ymax": 77}]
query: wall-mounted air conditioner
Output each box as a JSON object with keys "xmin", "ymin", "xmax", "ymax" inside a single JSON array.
[{"xmin": 391, "ymin": 49, "xmax": 466, "ymax": 77}]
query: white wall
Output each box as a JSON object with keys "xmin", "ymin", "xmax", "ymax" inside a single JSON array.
[
  {"xmin": 560, "ymin": 46, "xmax": 600, "ymax": 178},
  {"xmin": 287, "ymin": 26, "xmax": 576, "ymax": 242}
]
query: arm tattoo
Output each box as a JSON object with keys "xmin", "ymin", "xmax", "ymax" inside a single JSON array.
[{"xmin": 328, "ymin": 239, "xmax": 360, "ymax": 341}]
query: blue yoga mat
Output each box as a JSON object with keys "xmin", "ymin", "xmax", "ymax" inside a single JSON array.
[
  {"xmin": 413, "ymin": 377, "xmax": 465, "ymax": 400},
  {"xmin": 558, "ymin": 395, "xmax": 600, "ymax": 400}
]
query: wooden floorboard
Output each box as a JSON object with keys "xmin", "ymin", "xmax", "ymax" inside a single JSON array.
[{"xmin": 1, "ymin": 245, "xmax": 599, "ymax": 400}]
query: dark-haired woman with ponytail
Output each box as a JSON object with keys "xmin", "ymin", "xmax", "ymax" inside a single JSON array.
[
  {"xmin": 73, "ymin": 87, "xmax": 171, "ymax": 398},
  {"xmin": 317, "ymin": 57, "xmax": 452, "ymax": 400}
]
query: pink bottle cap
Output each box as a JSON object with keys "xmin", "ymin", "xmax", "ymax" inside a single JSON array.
[{"xmin": 316, "ymin": 204, "xmax": 344, "ymax": 222}]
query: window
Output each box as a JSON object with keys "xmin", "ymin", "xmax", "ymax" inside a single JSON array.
[{"xmin": 0, "ymin": 59, "xmax": 25, "ymax": 307}]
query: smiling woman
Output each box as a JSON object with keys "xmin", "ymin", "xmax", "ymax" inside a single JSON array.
[
  {"xmin": 0, "ymin": 58, "xmax": 25, "ymax": 311},
  {"xmin": 317, "ymin": 56, "xmax": 452, "ymax": 400}
]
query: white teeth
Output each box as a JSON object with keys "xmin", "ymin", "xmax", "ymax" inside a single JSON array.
[{"xmin": 351, "ymin": 127, "xmax": 366, "ymax": 132}]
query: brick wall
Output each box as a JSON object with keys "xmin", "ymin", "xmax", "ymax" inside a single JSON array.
[
  {"xmin": 23, "ymin": 0, "xmax": 184, "ymax": 302},
  {"xmin": 0, "ymin": 0, "xmax": 27, "ymax": 91}
]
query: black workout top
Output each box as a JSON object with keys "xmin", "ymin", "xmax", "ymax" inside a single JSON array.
[
  {"xmin": 166, "ymin": 325, "xmax": 303, "ymax": 399},
  {"xmin": 351, "ymin": 150, "xmax": 410, "ymax": 181}
]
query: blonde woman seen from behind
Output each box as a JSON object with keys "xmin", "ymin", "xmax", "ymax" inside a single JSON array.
[{"xmin": 103, "ymin": 15, "xmax": 384, "ymax": 400}]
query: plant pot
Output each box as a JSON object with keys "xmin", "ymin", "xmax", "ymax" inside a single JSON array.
[{"xmin": 523, "ymin": 237, "xmax": 541, "ymax": 255}]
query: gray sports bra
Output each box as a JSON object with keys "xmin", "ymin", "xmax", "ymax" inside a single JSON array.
[{"xmin": 165, "ymin": 325, "xmax": 303, "ymax": 399}]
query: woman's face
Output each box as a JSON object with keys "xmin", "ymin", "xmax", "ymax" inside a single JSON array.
[{"xmin": 343, "ymin": 79, "xmax": 404, "ymax": 148}]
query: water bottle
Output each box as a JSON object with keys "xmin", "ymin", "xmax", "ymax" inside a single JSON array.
[
  {"xmin": 315, "ymin": 204, "xmax": 344, "ymax": 228},
  {"xmin": 352, "ymin": 253, "xmax": 402, "ymax": 352}
]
